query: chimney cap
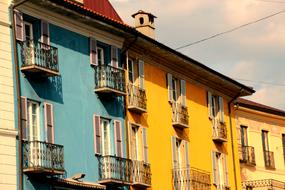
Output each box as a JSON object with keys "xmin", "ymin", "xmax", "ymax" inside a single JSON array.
[{"xmin": 132, "ymin": 10, "xmax": 157, "ymax": 19}]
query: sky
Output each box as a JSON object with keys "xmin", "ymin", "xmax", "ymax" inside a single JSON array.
[{"xmin": 110, "ymin": 0, "xmax": 285, "ymax": 110}]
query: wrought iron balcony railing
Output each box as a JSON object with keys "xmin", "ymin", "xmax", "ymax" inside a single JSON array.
[
  {"xmin": 172, "ymin": 167, "xmax": 211, "ymax": 190},
  {"xmin": 132, "ymin": 160, "xmax": 151, "ymax": 187},
  {"xmin": 94, "ymin": 65, "xmax": 126, "ymax": 96},
  {"xmin": 97, "ymin": 155, "xmax": 132, "ymax": 185},
  {"xmin": 264, "ymin": 150, "xmax": 275, "ymax": 169},
  {"xmin": 239, "ymin": 145, "xmax": 256, "ymax": 166},
  {"xmin": 22, "ymin": 140, "xmax": 64, "ymax": 175},
  {"xmin": 242, "ymin": 179, "xmax": 285, "ymax": 189},
  {"xmin": 172, "ymin": 102, "xmax": 189, "ymax": 128},
  {"xmin": 20, "ymin": 40, "xmax": 59, "ymax": 77},
  {"xmin": 128, "ymin": 84, "xmax": 147, "ymax": 113},
  {"xmin": 212, "ymin": 119, "xmax": 227, "ymax": 142}
]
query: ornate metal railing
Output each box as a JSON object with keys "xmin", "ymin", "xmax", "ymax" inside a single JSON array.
[
  {"xmin": 172, "ymin": 167, "xmax": 211, "ymax": 190},
  {"xmin": 242, "ymin": 179, "xmax": 285, "ymax": 189},
  {"xmin": 172, "ymin": 102, "xmax": 189, "ymax": 127},
  {"xmin": 132, "ymin": 160, "xmax": 151, "ymax": 186},
  {"xmin": 22, "ymin": 140, "xmax": 64, "ymax": 173},
  {"xmin": 239, "ymin": 145, "xmax": 256, "ymax": 165},
  {"xmin": 20, "ymin": 40, "xmax": 59, "ymax": 72},
  {"xmin": 94, "ymin": 65, "xmax": 126, "ymax": 94},
  {"xmin": 128, "ymin": 84, "xmax": 147, "ymax": 111},
  {"xmin": 98, "ymin": 155, "xmax": 132, "ymax": 184},
  {"xmin": 212, "ymin": 119, "xmax": 227, "ymax": 141},
  {"xmin": 264, "ymin": 150, "xmax": 275, "ymax": 169}
]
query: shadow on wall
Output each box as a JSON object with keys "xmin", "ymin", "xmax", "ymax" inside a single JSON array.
[
  {"xmin": 27, "ymin": 75, "xmax": 63, "ymax": 104},
  {"xmin": 98, "ymin": 94, "xmax": 124, "ymax": 118}
]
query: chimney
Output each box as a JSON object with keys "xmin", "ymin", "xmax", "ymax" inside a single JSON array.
[{"xmin": 132, "ymin": 10, "xmax": 157, "ymax": 39}]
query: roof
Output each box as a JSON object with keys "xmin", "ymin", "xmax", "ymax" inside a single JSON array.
[
  {"xmin": 236, "ymin": 98, "xmax": 285, "ymax": 117},
  {"xmin": 23, "ymin": 0, "xmax": 255, "ymax": 97},
  {"xmin": 132, "ymin": 10, "xmax": 157, "ymax": 18},
  {"xmin": 83, "ymin": 0, "xmax": 123, "ymax": 23}
]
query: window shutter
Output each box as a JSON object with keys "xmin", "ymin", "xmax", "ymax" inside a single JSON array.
[
  {"xmin": 44, "ymin": 103, "xmax": 54, "ymax": 143},
  {"xmin": 114, "ymin": 120, "xmax": 123, "ymax": 157},
  {"xmin": 223, "ymin": 154, "xmax": 229, "ymax": 187},
  {"xmin": 167, "ymin": 73, "xmax": 173, "ymax": 102},
  {"xmin": 181, "ymin": 80, "xmax": 186, "ymax": 106},
  {"xmin": 138, "ymin": 60, "xmax": 145, "ymax": 89},
  {"xmin": 218, "ymin": 96, "xmax": 225, "ymax": 123},
  {"xmin": 93, "ymin": 114, "xmax": 101, "ymax": 155},
  {"xmin": 111, "ymin": 46, "xmax": 118, "ymax": 68},
  {"xmin": 142, "ymin": 127, "xmax": 148, "ymax": 163},
  {"xmin": 20, "ymin": 97, "xmax": 28, "ymax": 140},
  {"xmin": 41, "ymin": 20, "xmax": 50, "ymax": 45},
  {"xmin": 14, "ymin": 10, "xmax": 24, "ymax": 41},
  {"xmin": 208, "ymin": 91, "xmax": 214, "ymax": 119},
  {"xmin": 90, "ymin": 37, "xmax": 97, "ymax": 65},
  {"xmin": 171, "ymin": 136, "xmax": 178, "ymax": 168},
  {"xmin": 212, "ymin": 151, "xmax": 218, "ymax": 185},
  {"xmin": 184, "ymin": 141, "xmax": 191, "ymax": 190}
]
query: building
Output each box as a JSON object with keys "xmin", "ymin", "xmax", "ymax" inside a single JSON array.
[
  {"xmin": 0, "ymin": 0, "xmax": 17, "ymax": 189},
  {"xmin": 235, "ymin": 98, "xmax": 285, "ymax": 189},
  {"xmin": 11, "ymin": 0, "xmax": 255, "ymax": 190}
]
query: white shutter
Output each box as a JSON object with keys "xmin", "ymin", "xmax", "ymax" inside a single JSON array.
[
  {"xmin": 90, "ymin": 37, "xmax": 97, "ymax": 65},
  {"xmin": 14, "ymin": 10, "xmax": 24, "ymax": 41},
  {"xmin": 181, "ymin": 80, "xmax": 186, "ymax": 106},
  {"xmin": 212, "ymin": 151, "xmax": 218, "ymax": 185},
  {"xmin": 142, "ymin": 127, "xmax": 148, "ymax": 163},
  {"xmin": 167, "ymin": 73, "xmax": 173, "ymax": 102},
  {"xmin": 219, "ymin": 96, "xmax": 225, "ymax": 123},
  {"xmin": 208, "ymin": 91, "xmax": 214, "ymax": 119},
  {"xmin": 171, "ymin": 136, "xmax": 178, "ymax": 168},
  {"xmin": 223, "ymin": 154, "xmax": 229, "ymax": 187},
  {"xmin": 139, "ymin": 60, "xmax": 145, "ymax": 89},
  {"xmin": 184, "ymin": 141, "xmax": 191, "ymax": 190}
]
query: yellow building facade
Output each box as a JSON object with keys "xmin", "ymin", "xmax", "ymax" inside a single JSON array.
[
  {"xmin": 235, "ymin": 98, "xmax": 285, "ymax": 189},
  {"xmin": 126, "ymin": 11, "xmax": 254, "ymax": 190}
]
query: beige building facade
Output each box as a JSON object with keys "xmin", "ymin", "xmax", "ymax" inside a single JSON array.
[
  {"xmin": 0, "ymin": 0, "xmax": 17, "ymax": 189},
  {"xmin": 235, "ymin": 98, "xmax": 285, "ymax": 189}
]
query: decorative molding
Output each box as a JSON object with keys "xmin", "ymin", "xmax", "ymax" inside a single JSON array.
[{"xmin": 0, "ymin": 128, "xmax": 18, "ymax": 137}]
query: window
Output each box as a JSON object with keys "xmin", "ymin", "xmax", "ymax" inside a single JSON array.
[
  {"xmin": 128, "ymin": 58, "xmax": 144, "ymax": 89},
  {"xmin": 212, "ymin": 151, "xmax": 229, "ymax": 188},
  {"xmin": 97, "ymin": 47, "xmax": 104, "ymax": 65},
  {"xmin": 282, "ymin": 134, "xmax": 285, "ymax": 160},
  {"xmin": 27, "ymin": 100, "xmax": 40, "ymax": 141},
  {"xmin": 240, "ymin": 125, "xmax": 248, "ymax": 147},
  {"xmin": 171, "ymin": 137, "xmax": 189, "ymax": 168},
  {"xmin": 208, "ymin": 92, "xmax": 224, "ymax": 123},
  {"xmin": 129, "ymin": 123, "xmax": 148, "ymax": 162},
  {"xmin": 139, "ymin": 17, "xmax": 144, "ymax": 25},
  {"xmin": 167, "ymin": 73, "xmax": 186, "ymax": 106},
  {"xmin": 128, "ymin": 59, "xmax": 134, "ymax": 83},
  {"xmin": 262, "ymin": 130, "xmax": 269, "ymax": 151},
  {"xmin": 101, "ymin": 118, "xmax": 110, "ymax": 156}
]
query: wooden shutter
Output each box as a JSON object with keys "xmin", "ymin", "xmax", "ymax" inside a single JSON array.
[
  {"xmin": 90, "ymin": 37, "xmax": 97, "ymax": 65},
  {"xmin": 111, "ymin": 46, "xmax": 118, "ymax": 68},
  {"xmin": 142, "ymin": 127, "xmax": 148, "ymax": 163},
  {"xmin": 20, "ymin": 97, "xmax": 28, "ymax": 140},
  {"xmin": 167, "ymin": 73, "xmax": 173, "ymax": 102},
  {"xmin": 181, "ymin": 80, "xmax": 186, "ymax": 106},
  {"xmin": 93, "ymin": 115, "xmax": 101, "ymax": 155},
  {"xmin": 139, "ymin": 60, "xmax": 145, "ymax": 89},
  {"xmin": 171, "ymin": 136, "xmax": 178, "ymax": 168},
  {"xmin": 208, "ymin": 91, "xmax": 214, "ymax": 119},
  {"xmin": 44, "ymin": 103, "xmax": 54, "ymax": 143},
  {"xmin": 14, "ymin": 10, "xmax": 24, "ymax": 41},
  {"xmin": 223, "ymin": 154, "xmax": 229, "ymax": 187},
  {"xmin": 184, "ymin": 141, "xmax": 191, "ymax": 190},
  {"xmin": 41, "ymin": 20, "xmax": 50, "ymax": 45},
  {"xmin": 212, "ymin": 151, "xmax": 218, "ymax": 185},
  {"xmin": 114, "ymin": 120, "xmax": 123, "ymax": 157},
  {"xmin": 218, "ymin": 96, "xmax": 225, "ymax": 123}
]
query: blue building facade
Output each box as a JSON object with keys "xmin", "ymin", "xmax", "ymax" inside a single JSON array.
[{"xmin": 14, "ymin": 5, "xmax": 129, "ymax": 190}]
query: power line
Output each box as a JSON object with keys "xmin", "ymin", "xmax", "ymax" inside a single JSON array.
[
  {"xmin": 255, "ymin": 0, "xmax": 285, "ymax": 4},
  {"xmin": 234, "ymin": 78, "xmax": 285, "ymax": 87},
  {"xmin": 175, "ymin": 9, "xmax": 285, "ymax": 50}
]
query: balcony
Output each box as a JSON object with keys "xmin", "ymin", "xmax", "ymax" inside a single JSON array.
[
  {"xmin": 172, "ymin": 167, "xmax": 211, "ymax": 190},
  {"xmin": 264, "ymin": 150, "xmax": 275, "ymax": 169},
  {"xmin": 132, "ymin": 160, "xmax": 151, "ymax": 187},
  {"xmin": 94, "ymin": 65, "xmax": 126, "ymax": 96},
  {"xmin": 239, "ymin": 145, "xmax": 256, "ymax": 166},
  {"xmin": 20, "ymin": 40, "xmax": 59, "ymax": 77},
  {"xmin": 97, "ymin": 155, "xmax": 132, "ymax": 185},
  {"xmin": 172, "ymin": 102, "xmax": 189, "ymax": 128},
  {"xmin": 22, "ymin": 140, "xmax": 64, "ymax": 175},
  {"xmin": 127, "ymin": 84, "xmax": 147, "ymax": 113},
  {"xmin": 212, "ymin": 119, "xmax": 227, "ymax": 142}
]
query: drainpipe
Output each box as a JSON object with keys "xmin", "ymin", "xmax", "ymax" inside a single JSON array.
[
  {"xmin": 228, "ymin": 88, "xmax": 244, "ymax": 190},
  {"xmin": 10, "ymin": 1, "xmax": 30, "ymax": 190}
]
